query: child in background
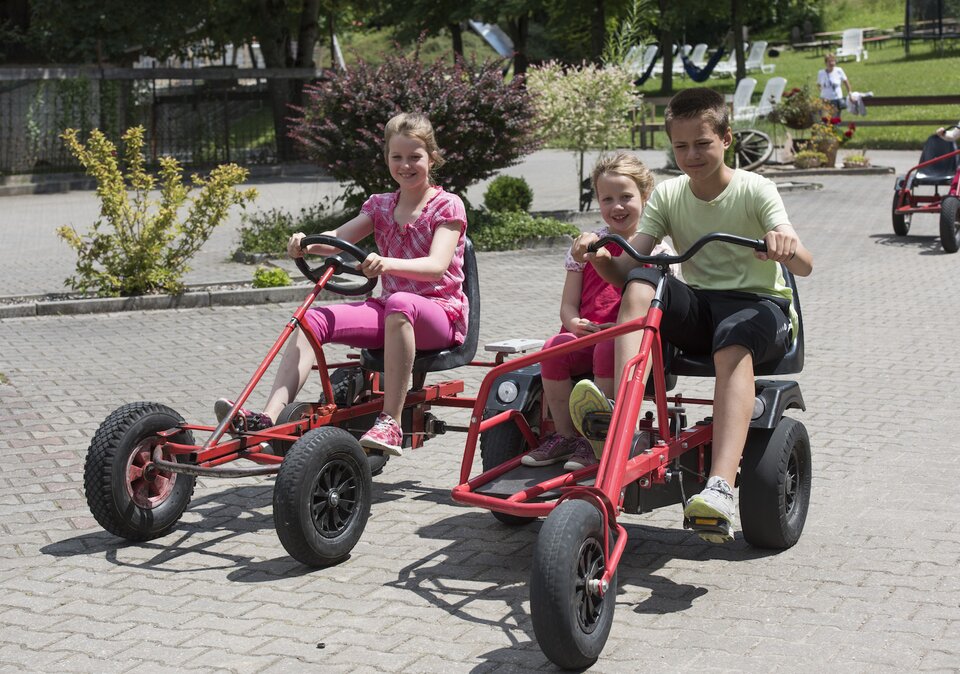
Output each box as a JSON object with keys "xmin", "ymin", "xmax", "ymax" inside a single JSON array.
[
  {"xmin": 522, "ymin": 152, "xmax": 674, "ymax": 472},
  {"xmin": 216, "ymin": 112, "xmax": 468, "ymax": 457},
  {"xmin": 572, "ymin": 88, "xmax": 813, "ymax": 542}
]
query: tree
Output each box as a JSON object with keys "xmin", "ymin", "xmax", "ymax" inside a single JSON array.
[{"xmin": 372, "ymin": 0, "xmax": 479, "ymax": 59}]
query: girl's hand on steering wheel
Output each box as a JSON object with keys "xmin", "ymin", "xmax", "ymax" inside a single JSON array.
[
  {"xmin": 570, "ymin": 318, "xmax": 600, "ymax": 336},
  {"xmin": 288, "ymin": 232, "xmax": 306, "ymax": 259},
  {"xmin": 572, "ymin": 233, "xmax": 599, "ymax": 264},
  {"xmin": 360, "ymin": 252, "xmax": 387, "ymax": 277}
]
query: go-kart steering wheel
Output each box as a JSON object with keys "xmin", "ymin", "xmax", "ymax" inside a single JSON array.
[{"xmin": 295, "ymin": 234, "xmax": 378, "ymax": 296}]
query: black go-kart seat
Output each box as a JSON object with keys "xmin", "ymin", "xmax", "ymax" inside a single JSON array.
[
  {"xmin": 669, "ymin": 266, "xmax": 804, "ymax": 377},
  {"xmin": 912, "ymin": 134, "xmax": 959, "ymax": 187},
  {"xmin": 360, "ymin": 237, "xmax": 480, "ymax": 374}
]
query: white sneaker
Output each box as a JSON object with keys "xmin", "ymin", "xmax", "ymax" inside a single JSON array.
[{"xmin": 683, "ymin": 476, "xmax": 735, "ymax": 543}]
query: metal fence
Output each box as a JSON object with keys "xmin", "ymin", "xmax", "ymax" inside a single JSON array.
[{"xmin": 0, "ymin": 67, "xmax": 316, "ymax": 175}]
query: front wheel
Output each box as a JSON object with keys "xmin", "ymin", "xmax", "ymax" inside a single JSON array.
[
  {"xmin": 939, "ymin": 196, "xmax": 960, "ymax": 253},
  {"xmin": 273, "ymin": 427, "xmax": 372, "ymax": 567},
  {"xmin": 739, "ymin": 417, "xmax": 811, "ymax": 549},
  {"xmin": 83, "ymin": 402, "xmax": 196, "ymax": 541},
  {"xmin": 530, "ymin": 499, "xmax": 617, "ymax": 670}
]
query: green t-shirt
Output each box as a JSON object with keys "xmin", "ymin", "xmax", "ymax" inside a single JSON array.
[{"xmin": 637, "ymin": 168, "xmax": 798, "ymax": 336}]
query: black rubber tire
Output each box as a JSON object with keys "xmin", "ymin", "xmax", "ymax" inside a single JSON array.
[
  {"xmin": 480, "ymin": 400, "xmax": 541, "ymax": 526},
  {"xmin": 273, "ymin": 427, "xmax": 372, "ymax": 567},
  {"xmin": 83, "ymin": 402, "xmax": 196, "ymax": 541},
  {"xmin": 530, "ymin": 499, "xmax": 617, "ymax": 670},
  {"xmin": 892, "ymin": 190, "xmax": 910, "ymax": 236},
  {"xmin": 272, "ymin": 401, "xmax": 314, "ymax": 457},
  {"xmin": 939, "ymin": 195, "xmax": 960, "ymax": 253},
  {"xmin": 739, "ymin": 417, "xmax": 811, "ymax": 549}
]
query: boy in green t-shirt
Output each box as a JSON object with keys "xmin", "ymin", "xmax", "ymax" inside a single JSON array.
[{"xmin": 570, "ymin": 87, "xmax": 813, "ymax": 543}]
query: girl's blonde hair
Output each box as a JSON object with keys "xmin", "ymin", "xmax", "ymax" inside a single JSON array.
[
  {"xmin": 591, "ymin": 152, "xmax": 654, "ymax": 201},
  {"xmin": 383, "ymin": 112, "xmax": 446, "ymax": 169}
]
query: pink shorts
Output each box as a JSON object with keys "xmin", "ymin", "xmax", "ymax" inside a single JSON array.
[
  {"xmin": 302, "ymin": 292, "xmax": 457, "ymax": 350},
  {"xmin": 540, "ymin": 331, "xmax": 615, "ymax": 381}
]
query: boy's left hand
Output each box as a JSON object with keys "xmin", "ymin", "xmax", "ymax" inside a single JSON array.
[{"xmin": 757, "ymin": 226, "xmax": 798, "ymax": 263}]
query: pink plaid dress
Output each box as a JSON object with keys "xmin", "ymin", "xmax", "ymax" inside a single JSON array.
[{"xmin": 361, "ymin": 188, "xmax": 469, "ymax": 344}]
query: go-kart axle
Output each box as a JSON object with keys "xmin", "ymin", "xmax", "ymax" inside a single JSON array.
[{"xmin": 150, "ymin": 447, "xmax": 280, "ymax": 478}]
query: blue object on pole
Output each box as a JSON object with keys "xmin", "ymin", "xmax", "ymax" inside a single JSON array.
[{"xmin": 468, "ymin": 20, "xmax": 515, "ymax": 58}]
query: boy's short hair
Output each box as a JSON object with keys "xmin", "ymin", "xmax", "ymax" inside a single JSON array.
[
  {"xmin": 591, "ymin": 152, "xmax": 654, "ymax": 201},
  {"xmin": 664, "ymin": 88, "xmax": 730, "ymax": 138}
]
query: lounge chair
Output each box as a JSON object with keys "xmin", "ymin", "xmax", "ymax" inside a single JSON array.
[
  {"xmin": 734, "ymin": 76, "xmax": 787, "ymax": 123},
  {"xmin": 731, "ymin": 77, "xmax": 758, "ymax": 123},
  {"xmin": 835, "ymin": 28, "xmax": 868, "ymax": 62}
]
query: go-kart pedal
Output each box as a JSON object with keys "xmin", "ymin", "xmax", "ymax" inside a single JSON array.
[{"xmin": 682, "ymin": 514, "xmax": 734, "ymax": 544}]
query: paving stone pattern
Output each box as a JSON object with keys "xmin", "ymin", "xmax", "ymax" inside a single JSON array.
[{"xmin": 2, "ymin": 152, "xmax": 960, "ymax": 672}]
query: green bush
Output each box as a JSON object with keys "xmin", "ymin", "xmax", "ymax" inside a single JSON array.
[
  {"xmin": 484, "ymin": 175, "xmax": 534, "ymax": 213},
  {"xmin": 252, "ymin": 265, "xmax": 292, "ymax": 288},
  {"xmin": 469, "ymin": 209, "xmax": 580, "ymax": 252},
  {"xmin": 236, "ymin": 196, "xmax": 378, "ymax": 257},
  {"xmin": 290, "ymin": 52, "xmax": 540, "ymax": 196},
  {"xmin": 57, "ymin": 126, "xmax": 257, "ymax": 297}
]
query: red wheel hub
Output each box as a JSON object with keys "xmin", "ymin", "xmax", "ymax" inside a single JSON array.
[{"xmin": 125, "ymin": 439, "xmax": 176, "ymax": 508}]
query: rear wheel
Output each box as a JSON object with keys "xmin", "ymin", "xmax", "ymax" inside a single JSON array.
[
  {"xmin": 892, "ymin": 190, "xmax": 911, "ymax": 236},
  {"xmin": 939, "ymin": 195, "xmax": 960, "ymax": 253},
  {"xmin": 273, "ymin": 427, "xmax": 372, "ymax": 567},
  {"xmin": 530, "ymin": 499, "xmax": 617, "ymax": 669},
  {"xmin": 83, "ymin": 402, "xmax": 196, "ymax": 541},
  {"xmin": 739, "ymin": 417, "xmax": 811, "ymax": 549}
]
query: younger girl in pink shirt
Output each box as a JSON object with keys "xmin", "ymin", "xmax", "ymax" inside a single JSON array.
[{"xmin": 522, "ymin": 153, "xmax": 673, "ymax": 471}]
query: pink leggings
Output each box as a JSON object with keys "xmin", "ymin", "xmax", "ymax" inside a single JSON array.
[
  {"xmin": 302, "ymin": 292, "xmax": 457, "ymax": 350},
  {"xmin": 540, "ymin": 331, "xmax": 615, "ymax": 381}
]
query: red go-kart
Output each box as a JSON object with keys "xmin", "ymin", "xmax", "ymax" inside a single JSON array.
[
  {"xmin": 452, "ymin": 232, "xmax": 812, "ymax": 669},
  {"xmin": 82, "ymin": 234, "xmax": 515, "ymax": 567},
  {"xmin": 891, "ymin": 128, "xmax": 960, "ymax": 253}
]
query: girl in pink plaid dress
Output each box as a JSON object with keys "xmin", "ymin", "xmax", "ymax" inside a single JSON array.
[{"xmin": 215, "ymin": 113, "xmax": 467, "ymax": 457}]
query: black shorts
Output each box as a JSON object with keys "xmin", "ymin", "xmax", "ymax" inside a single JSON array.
[{"xmin": 625, "ymin": 266, "xmax": 792, "ymax": 366}]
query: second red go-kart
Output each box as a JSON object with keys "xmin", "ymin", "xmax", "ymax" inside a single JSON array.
[
  {"xmin": 453, "ymin": 232, "xmax": 812, "ymax": 670},
  {"xmin": 891, "ymin": 127, "xmax": 960, "ymax": 253}
]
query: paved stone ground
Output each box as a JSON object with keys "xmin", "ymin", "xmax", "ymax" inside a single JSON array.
[{"xmin": 2, "ymin": 151, "xmax": 960, "ymax": 672}]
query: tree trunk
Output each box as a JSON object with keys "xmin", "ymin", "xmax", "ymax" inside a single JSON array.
[
  {"xmin": 658, "ymin": 0, "xmax": 673, "ymax": 94},
  {"xmin": 590, "ymin": 0, "xmax": 606, "ymax": 64},
  {"xmin": 731, "ymin": 0, "xmax": 745, "ymax": 81},
  {"xmin": 449, "ymin": 22, "xmax": 464, "ymax": 59},
  {"xmin": 256, "ymin": 0, "xmax": 295, "ymax": 161},
  {"xmin": 292, "ymin": 0, "xmax": 321, "ymax": 115},
  {"xmin": 512, "ymin": 14, "xmax": 530, "ymax": 78}
]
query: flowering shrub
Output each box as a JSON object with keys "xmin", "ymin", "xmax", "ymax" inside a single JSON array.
[
  {"xmin": 290, "ymin": 53, "xmax": 540, "ymax": 197},
  {"xmin": 57, "ymin": 127, "xmax": 257, "ymax": 297},
  {"xmin": 770, "ymin": 86, "xmax": 831, "ymax": 130},
  {"xmin": 805, "ymin": 117, "xmax": 856, "ymax": 150},
  {"xmin": 526, "ymin": 62, "xmax": 636, "ymax": 199}
]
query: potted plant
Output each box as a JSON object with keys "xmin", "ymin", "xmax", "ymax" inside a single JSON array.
[
  {"xmin": 842, "ymin": 151, "xmax": 870, "ymax": 168},
  {"xmin": 802, "ymin": 118, "xmax": 856, "ymax": 167},
  {"xmin": 770, "ymin": 86, "xmax": 830, "ymax": 131},
  {"xmin": 793, "ymin": 150, "xmax": 827, "ymax": 169}
]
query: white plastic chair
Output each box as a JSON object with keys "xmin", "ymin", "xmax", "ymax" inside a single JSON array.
[
  {"xmin": 743, "ymin": 41, "xmax": 775, "ymax": 74},
  {"xmin": 735, "ymin": 76, "xmax": 787, "ymax": 123},
  {"xmin": 731, "ymin": 77, "xmax": 758, "ymax": 122},
  {"xmin": 687, "ymin": 43, "xmax": 708, "ymax": 67},
  {"xmin": 713, "ymin": 43, "xmax": 747, "ymax": 77},
  {"xmin": 835, "ymin": 28, "xmax": 868, "ymax": 62},
  {"xmin": 672, "ymin": 44, "xmax": 693, "ymax": 74}
]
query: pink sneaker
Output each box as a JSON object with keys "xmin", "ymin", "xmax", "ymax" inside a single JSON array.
[
  {"xmin": 214, "ymin": 398, "xmax": 273, "ymax": 432},
  {"xmin": 359, "ymin": 413, "xmax": 404, "ymax": 457},
  {"xmin": 521, "ymin": 433, "xmax": 578, "ymax": 467},
  {"xmin": 563, "ymin": 438, "xmax": 599, "ymax": 471}
]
